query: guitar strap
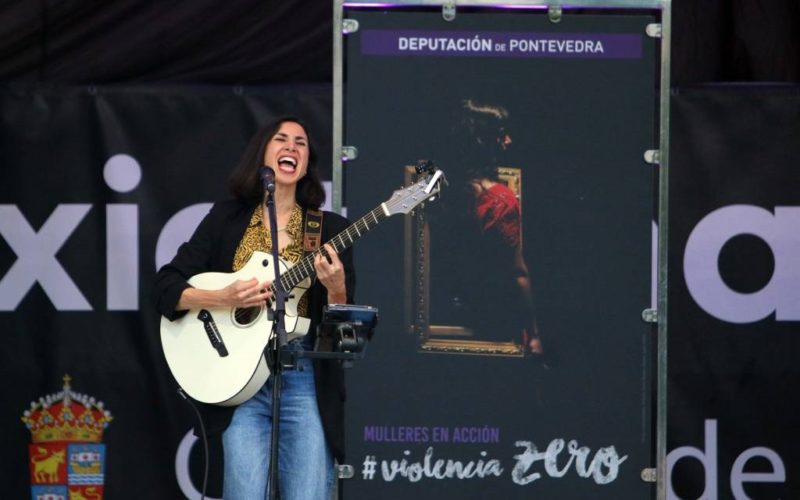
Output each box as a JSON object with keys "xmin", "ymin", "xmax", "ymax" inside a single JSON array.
[{"xmin": 303, "ymin": 208, "xmax": 323, "ymax": 256}]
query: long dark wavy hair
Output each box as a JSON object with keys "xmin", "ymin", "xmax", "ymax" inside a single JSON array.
[
  {"xmin": 450, "ymin": 99, "xmax": 510, "ymax": 182},
  {"xmin": 228, "ymin": 116, "xmax": 325, "ymax": 209}
]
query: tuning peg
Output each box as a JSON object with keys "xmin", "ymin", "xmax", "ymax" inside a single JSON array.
[{"xmin": 415, "ymin": 159, "xmax": 437, "ymax": 174}]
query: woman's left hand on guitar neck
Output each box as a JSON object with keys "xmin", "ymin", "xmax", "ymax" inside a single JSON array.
[{"xmin": 314, "ymin": 243, "xmax": 347, "ymax": 304}]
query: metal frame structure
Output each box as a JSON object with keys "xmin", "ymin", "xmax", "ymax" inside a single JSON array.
[{"xmin": 332, "ymin": 2, "xmax": 671, "ymax": 498}]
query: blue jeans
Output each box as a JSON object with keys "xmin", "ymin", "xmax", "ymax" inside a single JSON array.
[{"xmin": 222, "ymin": 342, "xmax": 333, "ymax": 499}]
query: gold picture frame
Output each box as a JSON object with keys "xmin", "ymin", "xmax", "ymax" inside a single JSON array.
[{"xmin": 404, "ymin": 165, "xmax": 526, "ymax": 357}]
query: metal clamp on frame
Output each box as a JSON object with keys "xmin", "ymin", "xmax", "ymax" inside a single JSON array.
[
  {"xmin": 341, "ymin": 145, "xmax": 359, "ymax": 162},
  {"xmin": 342, "ymin": 18, "xmax": 360, "ymax": 35},
  {"xmin": 548, "ymin": 5, "xmax": 563, "ymax": 23},
  {"xmin": 443, "ymin": 1, "xmax": 456, "ymax": 21}
]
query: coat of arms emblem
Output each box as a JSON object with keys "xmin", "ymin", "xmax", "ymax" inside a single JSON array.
[{"xmin": 21, "ymin": 374, "xmax": 113, "ymax": 499}]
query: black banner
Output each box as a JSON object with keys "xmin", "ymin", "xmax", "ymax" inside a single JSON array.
[
  {"xmin": 0, "ymin": 84, "xmax": 331, "ymax": 499},
  {"xmin": 667, "ymin": 87, "xmax": 800, "ymax": 499},
  {"xmin": 3, "ymin": 60, "xmax": 796, "ymax": 500}
]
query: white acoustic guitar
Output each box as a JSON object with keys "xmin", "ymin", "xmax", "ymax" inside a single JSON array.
[{"xmin": 160, "ymin": 168, "xmax": 444, "ymax": 406}]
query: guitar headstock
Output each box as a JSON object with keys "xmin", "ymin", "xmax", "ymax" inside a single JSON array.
[{"xmin": 383, "ymin": 166, "xmax": 446, "ymax": 216}]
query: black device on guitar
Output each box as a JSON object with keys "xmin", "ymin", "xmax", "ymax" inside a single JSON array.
[{"xmin": 314, "ymin": 304, "xmax": 378, "ymax": 359}]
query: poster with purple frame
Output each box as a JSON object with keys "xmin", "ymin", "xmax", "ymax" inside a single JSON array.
[{"xmin": 343, "ymin": 7, "xmax": 657, "ymax": 500}]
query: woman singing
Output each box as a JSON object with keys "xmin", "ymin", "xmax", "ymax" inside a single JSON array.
[{"xmin": 154, "ymin": 117, "xmax": 355, "ymax": 499}]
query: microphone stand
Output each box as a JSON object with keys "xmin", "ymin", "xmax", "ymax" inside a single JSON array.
[
  {"xmin": 261, "ymin": 167, "xmax": 288, "ymax": 500},
  {"xmin": 257, "ymin": 167, "xmax": 378, "ymax": 498}
]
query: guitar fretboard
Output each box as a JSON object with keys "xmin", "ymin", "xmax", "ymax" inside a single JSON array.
[{"xmin": 270, "ymin": 205, "xmax": 388, "ymax": 294}]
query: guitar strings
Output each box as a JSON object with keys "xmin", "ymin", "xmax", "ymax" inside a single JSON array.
[{"xmin": 233, "ymin": 195, "xmax": 410, "ymax": 322}]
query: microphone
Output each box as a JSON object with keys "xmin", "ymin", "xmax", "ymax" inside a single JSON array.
[{"xmin": 260, "ymin": 166, "xmax": 276, "ymax": 193}]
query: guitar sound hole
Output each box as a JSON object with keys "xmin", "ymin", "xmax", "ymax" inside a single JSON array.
[{"xmin": 232, "ymin": 306, "xmax": 263, "ymax": 327}]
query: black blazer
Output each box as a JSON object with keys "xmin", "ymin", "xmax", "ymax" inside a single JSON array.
[{"xmin": 153, "ymin": 198, "xmax": 356, "ymax": 462}]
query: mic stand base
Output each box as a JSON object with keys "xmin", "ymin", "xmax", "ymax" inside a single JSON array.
[{"xmin": 266, "ymin": 338, "xmax": 283, "ymax": 500}]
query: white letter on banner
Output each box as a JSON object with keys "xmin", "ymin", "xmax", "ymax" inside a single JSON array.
[
  {"xmin": 104, "ymin": 154, "xmax": 142, "ymax": 310},
  {"xmin": 667, "ymin": 419, "xmax": 718, "ymax": 500},
  {"xmin": 0, "ymin": 204, "xmax": 92, "ymax": 310},
  {"xmin": 730, "ymin": 447, "xmax": 785, "ymax": 499},
  {"xmin": 683, "ymin": 205, "xmax": 800, "ymax": 323},
  {"xmin": 176, "ymin": 430, "xmax": 222, "ymax": 500},
  {"xmin": 155, "ymin": 203, "xmax": 212, "ymax": 270}
]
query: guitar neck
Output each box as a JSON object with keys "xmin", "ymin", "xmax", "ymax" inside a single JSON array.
[{"xmin": 278, "ymin": 205, "xmax": 389, "ymax": 292}]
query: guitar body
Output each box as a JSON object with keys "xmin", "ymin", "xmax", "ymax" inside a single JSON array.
[{"xmin": 160, "ymin": 251, "xmax": 310, "ymax": 406}]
